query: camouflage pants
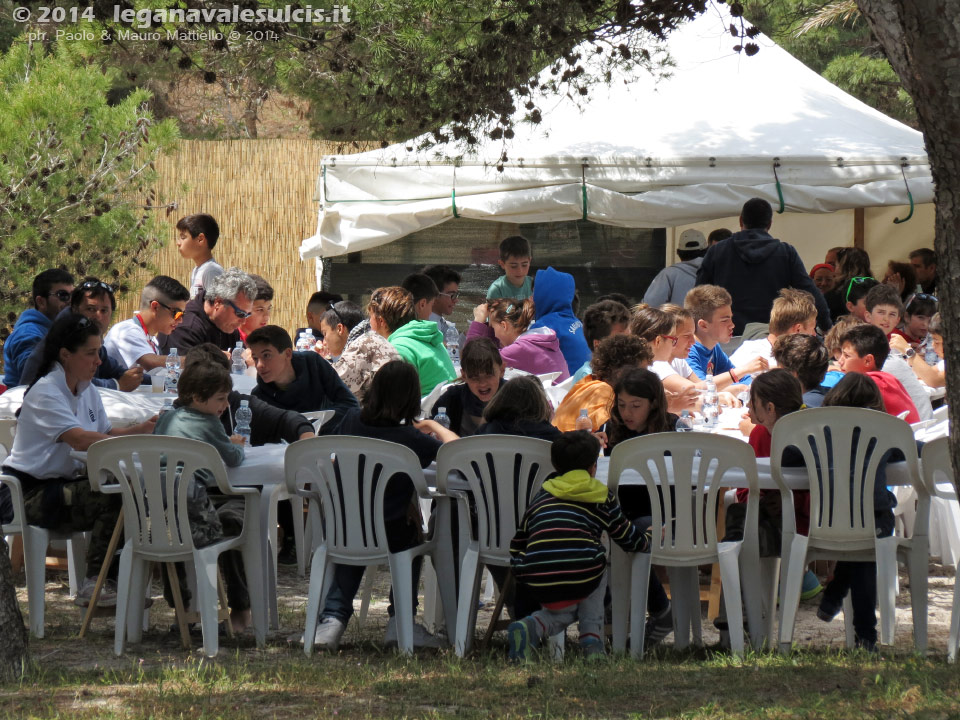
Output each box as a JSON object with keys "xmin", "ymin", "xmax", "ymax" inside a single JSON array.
[
  {"xmin": 23, "ymin": 479, "xmax": 121, "ymax": 577},
  {"xmin": 162, "ymin": 492, "xmax": 250, "ymax": 612}
]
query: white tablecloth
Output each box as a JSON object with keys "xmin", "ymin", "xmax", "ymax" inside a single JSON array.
[{"xmin": 0, "ymin": 385, "xmax": 173, "ymax": 427}]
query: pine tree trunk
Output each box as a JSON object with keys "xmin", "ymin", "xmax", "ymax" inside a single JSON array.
[
  {"xmin": 855, "ymin": 0, "xmax": 960, "ymax": 494},
  {"xmin": 0, "ymin": 535, "xmax": 28, "ymax": 681}
]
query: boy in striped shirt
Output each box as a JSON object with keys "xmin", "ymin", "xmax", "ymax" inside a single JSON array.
[{"xmin": 507, "ymin": 431, "xmax": 656, "ymax": 661}]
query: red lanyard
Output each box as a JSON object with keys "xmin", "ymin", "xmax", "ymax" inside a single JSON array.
[{"xmin": 135, "ymin": 312, "xmax": 158, "ymax": 353}]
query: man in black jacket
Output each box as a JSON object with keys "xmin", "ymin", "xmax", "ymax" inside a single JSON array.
[
  {"xmin": 247, "ymin": 325, "xmax": 360, "ymax": 434},
  {"xmin": 695, "ymin": 198, "xmax": 832, "ymax": 335},
  {"xmin": 159, "ymin": 268, "xmax": 256, "ymax": 354}
]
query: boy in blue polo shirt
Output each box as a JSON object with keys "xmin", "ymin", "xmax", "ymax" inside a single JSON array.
[{"xmin": 684, "ymin": 285, "xmax": 764, "ymax": 391}]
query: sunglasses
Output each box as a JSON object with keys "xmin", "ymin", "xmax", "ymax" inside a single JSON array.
[
  {"xmin": 48, "ymin": 289, "xmax": 71, "ymax": 302},
  {"xmin": 660, "ymin": 335, "xmax": 679, "ymax": 347},
  {"xmin": 845, "ymin": 276, "xmax": 877, "ymax": 303},
  {"xmin": 439, "ymin": 290, "xmax": 461, "ymax": 301},
  {"xmin": 223, "ymin": 298, "xmax": 252, "ymax": 319},
  {"xmin": 328, "ymin": 303, "xmax": 346, "ymax": 327},
  {"xmin": 154, "ymin": 300, "xmax": 184, "ymax": 321},
  {"xmin": 81, "ymin": 280, "xmax": 114, "ymax": 295}
]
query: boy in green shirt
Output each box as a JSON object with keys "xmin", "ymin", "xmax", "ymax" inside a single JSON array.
[{"xmin": 487, "ymin": 235, "xmax": 534, "ymax": 300}]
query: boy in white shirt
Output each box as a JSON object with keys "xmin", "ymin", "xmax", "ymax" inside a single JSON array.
[
  {"xmin": 104, "ymin": 276, "xmax": 190, "ymax": 370},
  {"xmin": 175, "ymin": 214, "xmax": 223, "ymax": 299},
  {"xmin": 729, "ymin": 289, "xmax": 818, "ymax": 372}
]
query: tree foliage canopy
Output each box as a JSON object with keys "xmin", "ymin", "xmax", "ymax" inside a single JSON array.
[{"xmin": 0, "ymin": 39, "xmax": 178, "ymax": 336}]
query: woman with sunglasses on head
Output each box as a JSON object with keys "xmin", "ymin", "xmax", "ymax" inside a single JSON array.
[
  {"xmin": 104, "ymin": 275, "xmax": 190, "ymax": 371},
  {"xmin": 158, "ymin": 267, "xmax": 257, "ymax": 355},
  {"xmin": 0, "ymin": 314, "xmax": 157, "ymax": 607}
]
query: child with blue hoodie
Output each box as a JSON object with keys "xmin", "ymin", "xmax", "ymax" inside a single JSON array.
[{"xmin": 529, "ymin": 267, "xmax": 591, "ymax": 377}]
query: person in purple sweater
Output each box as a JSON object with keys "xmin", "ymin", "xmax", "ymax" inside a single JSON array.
[{"xmin": 467, "ymin": 298, "xmax": 569, "ymax": 382}]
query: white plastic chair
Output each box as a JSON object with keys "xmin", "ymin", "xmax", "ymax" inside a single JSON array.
[
  {"xmin": 773, "ymin": 407, "xmax": 928, "ymax": 653},
  {"xmin": 607, "ymin": 433, "xmax": 763, "ymax": 657},
  {"xmin": 285, "ymin": 436, "xmax": 457, "ymax": 655},
  {"xmin": 87, "ymin": 435, "xmax": 267, "ymax": 657},
  {"xmin": 0, "ymin": 419, "xmax": 90, "ymax": 638},
  {"xmin": 434, "ymin": 435, "xmax": 555, "ymax": 657},
  {"xmin": 933, "ymin": 404, "xmax": 949, "ymax": 423},
  {"xmin": 920, "ymin": 437, "xmax": 960, "ymax": 661}
]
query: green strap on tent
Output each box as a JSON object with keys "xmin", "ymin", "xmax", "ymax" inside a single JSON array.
[
  {"xmin": 451, "ymin": 188, "xmax": 459, "ymax": 218},
  {"xmin": 773, "ymin": 159, "xmax": 784, "ymax": 214},
  {"xmin": 581, "ymin": 166, "xmax": 588, "ymax": 221},
  {"xmin": 893, "ymin": 162, "xmax": 914, "ymax": 224}
]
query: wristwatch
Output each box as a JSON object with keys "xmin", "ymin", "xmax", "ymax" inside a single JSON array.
[{"xmin": 903, "ymin": 348, "xmax": 916, "ymax": 359}]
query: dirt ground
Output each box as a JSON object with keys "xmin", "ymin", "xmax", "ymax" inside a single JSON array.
[{"xmin": 15, "ymin": 557, "xmax": 959, "ymax": 668}]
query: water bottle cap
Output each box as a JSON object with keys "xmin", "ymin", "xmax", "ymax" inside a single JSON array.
[
  {"xmin": 169, "ymin": 347, "xmax": 177, "ymax": 355},
  {"xmin": 306, "ymin": 328, "xmax": 314, "ymax": 336},
  {"xmin": 236, "ymin": 341, "xmax": 243, "ymax": 348},
  {"xmin": 579, "ymin": 408, "xmax": 588, "ymax": 416},
  {"xmin": 681, "ymin": 410, "xmax": 689, "ymax": 417},
  {"xmin": 240, "ymin": 400, "xmax": 249, "ymax": 407},
  {"xmin": 437, "ymin": 407, "xmax": 446, "ymax": 413}
]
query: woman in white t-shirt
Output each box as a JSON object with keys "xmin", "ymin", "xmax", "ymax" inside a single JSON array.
[{"xmin": 1, "ymin": 314, "xmax": 156, "ymax": 608}]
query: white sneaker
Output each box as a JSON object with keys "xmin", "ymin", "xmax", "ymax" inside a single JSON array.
[
  {"xmin": 313, "ymin": 616, "xmax": 346, "ymax": 650},
  {"xmin": 384, "ymin": 616, "xmax": 447, "ymax": 649}
]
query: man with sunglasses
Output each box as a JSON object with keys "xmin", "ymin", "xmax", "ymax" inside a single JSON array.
[
  {"xmin": 3, "ymin": 269, "xmax": 74, "ymax": 386},
  {"xmin": 20, "ymin": 278, "xmax": 145, "ymax": 391},
  {"xmin": 423, "ymin": 264, "xmax": 465, "ymax": 349},
  {"xmin": 159, "ymin": 267, "xmax": 257, "ymax": 354},
  {"xmin": 104, "ymin": 275, "xmax": 190, "ymax": 370}
]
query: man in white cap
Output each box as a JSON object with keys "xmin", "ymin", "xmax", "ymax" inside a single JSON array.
[{"xmin": 642, "ymin": 229, "xmax": 709, "ymax": 307}]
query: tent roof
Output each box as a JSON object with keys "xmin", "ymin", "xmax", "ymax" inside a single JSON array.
[{"xmin": 302, "ymin": 10, "xmax": 932, "ymax": 259}]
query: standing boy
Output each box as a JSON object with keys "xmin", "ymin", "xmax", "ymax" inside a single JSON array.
[
  {"xmin": 176, "ymin": 214, "xmax": 223, "ymax": 299},
  {"xmin": 487, "ymin": 235, "xmax": 533, "ymax": 300},
  {"xmin": 683, "ymin": 285, "xmax": 765, "ymax": 389}
]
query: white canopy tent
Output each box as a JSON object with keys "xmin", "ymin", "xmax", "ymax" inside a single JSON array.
[{"xmin": 300, "ymin": 10, "xmax": 933, "ymax": 261}]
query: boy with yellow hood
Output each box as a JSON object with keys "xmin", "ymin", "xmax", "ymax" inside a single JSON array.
[{"xmin": 507, "ymin": 431, "xmax": 663, "ymax": 661}]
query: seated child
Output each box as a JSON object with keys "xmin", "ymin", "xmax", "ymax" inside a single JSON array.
[
  {"xmin": 863, "ymin": 284, "xmax": 904, "ymax": 338},
  {"xmin": 295, "ymin": 290, "xmax": 343, "ymax": 341},
  {"xmin": 894, "ymin": 311, "xmax": 945, "ymax": 389},
  {"xmin": 477, "ymin": 375, "xmax": 562, "ymax": 442},
  {"xmin": 572, "ymin": 300, "xmax": 631, "ymax": 382},
  {"xmin": 153, "ymin": 360, "xmax": 250, "ymax": 631},
  {"xmin": 729, "ymin": 289, "xmax": 818, "ymax": 370},
  {"xmin": 815, "ymin": 373, "xmax": 902, "ymax": 651},
  {"xmin": 842, "ymin": 276, "xmax": 879, "ymax": 321},
  {"xmin": 838, "ymin": 324, "xmax": 923, "ymax": 422},
  {"xmin": 322, "ymin": 301, "xmax": 401, "ymax": 401},
  {"xmin": 553, "ymin": 334, "xmax": 652, "ymax": 432},
  {"xmin": 855, "ymin": 302, "xmax": 933, "ymax": 419},
  {"xmin": 602, "ymin": 368, "xmax": 679, "ymax": 458},
  {"xmin": 631, "ymin": 305, "xmax": 700, "ymax": 413},
  {"xmin": 771, "ymin": 334, "xmax": 831, "ymax": 408},
  {"xmin": 468, "ymin": 298, "xmax": 569, "ymax": 381},
  {"xmin": 684, "ymin": 285, "xmax": 765, "ymax": 389},
  {"xmin": 431, "ymin": 337, "xmax": 505, "ymax": 437},
  {"xmin": 507, "ymin": 431, "xmax": 654, "ymax": 661},
  {"xmin": 529, "ymin": 267, "xmax": 591, "ymax": 376},
  {"xmin": 822, "ymin": 315, "xmax": 862, "ymax": 389},
  {"xmin": 487, "ymin": 235, "xmax": 533, "ymax": 301},
  {"xmin": 237, "ymin": 274, "xmax": 273, "ymax": 343},
  {"xmin": 890, "ymin": 292, "xmax": 937, "ymax": 351},
  {"xmin": 312, "ymin": 361, "xmax": 459, "ymax": 651}
]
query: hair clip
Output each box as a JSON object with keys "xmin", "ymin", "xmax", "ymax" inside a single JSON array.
[{"xmin": 506, "ymin": 304, "xmax": 515, "ymax": 314}]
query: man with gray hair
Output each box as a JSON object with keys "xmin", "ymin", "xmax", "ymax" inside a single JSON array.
[{"xmin": 159, "ymin": 267, "xmax": 257, "ymax": 353}]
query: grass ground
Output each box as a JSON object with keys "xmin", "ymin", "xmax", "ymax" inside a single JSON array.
[{"xmin": 3, "ymin": 565, "xmax": 959, "ymax": 719}]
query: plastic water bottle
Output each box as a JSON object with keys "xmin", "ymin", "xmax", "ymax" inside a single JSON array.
[
  {"xmin": 158, "ymin": 398, "xmax": 174, "ymax": 419},
  {"xmin": 433, "ymin": 406, "xmax": 451, "ymax": 429},
  {"xmin": 737, "ymin": 390, "xmax": 751, "ymax": 409},
  {"xmin": 296, "ymin": 328, "xmax": 315, "ymax": 353},
  {"xmin": 575, "ymin": 408, "xmax": 593, "ymax": 432},
  {"xmin": 235, "ymin": 399, "xmax": 252, "ymax": 445},
  {"xmin": 164, "ymin": 348, "xmax": 179, "ymax": 393},
  {"xmin": 702, "ymin": 375, "xmax": 719, "ymax": 428},
  {"xmin": 925, "ymin": 348, "xmax": 940, "ymax": 366},
  {"xmin": 443, "ymin": 323, "xmax": 461, "ymax": 367},
  {"xmin": 675, "ymin": 410, "xmax": 694, "ymax": 432},
  {"xmin": 231, "ymin": 341, "xmax": 245, "ymax": 375}
]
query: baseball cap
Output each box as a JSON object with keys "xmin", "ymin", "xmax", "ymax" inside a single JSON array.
[{"xmin": 678, "ymin": 229, "xmax": 707, "ymax": 252}]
